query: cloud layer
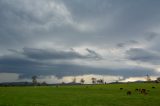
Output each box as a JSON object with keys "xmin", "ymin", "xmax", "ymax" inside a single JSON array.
[{"xmin": 0, "ymin": 0, "xmax": 160, "ymax": 82}]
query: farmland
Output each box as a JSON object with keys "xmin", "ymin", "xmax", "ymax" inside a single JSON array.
[{"xmin": 0, "ymin": 83, "xmax": 160, "ymax": 106}]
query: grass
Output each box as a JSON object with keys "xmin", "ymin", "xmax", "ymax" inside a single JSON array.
[{"xmin": 0, "ymin": 83, "xmax": 160, "ymax": 106}]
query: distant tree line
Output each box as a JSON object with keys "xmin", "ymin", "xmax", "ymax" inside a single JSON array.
[{"xmin": 1, "ymin": 75, "xmax": 160, "ymax": 87}]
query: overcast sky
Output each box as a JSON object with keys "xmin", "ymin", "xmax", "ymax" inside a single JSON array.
[{"xmin": 0, "ymin": 0, "xmax": 160, "ymax": 83}]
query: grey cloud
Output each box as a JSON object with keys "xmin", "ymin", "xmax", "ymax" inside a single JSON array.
[
  {"xmin": 129, "ymin": 40, "xmax": 139, "ymax": 44},
  {"xmin": 117, "ymin": 40, "xmax": 139, "ymax": 48},
  {"xmin": 23, "ymin": 48, "xmax": 83, "ymax": 60},
  {"xmin": 86, "ymin": 48, "xmax": 102, "ymax": 59},
  {"xmin": 145, "ymin": 32, "xmax": 159, "ymax": 41},
  {"xmin": 117, "ymin": 43, "xmax": 125, "ymax": 48},
  {"xmin": 21, "ymin": 48, "xmax": 102, "ymax": 60},
  {"xmin": 0, "ymin": 55, "xmax": 43, "ymax": 75},
  {"xmin": 1, "ymin": 0, "xmax": 160, "ymax": 49},
  {"xmin": 1, "ymin": 0, "xmax": 160, "ymax": 81},
  {"xmin": 0, "ymin": 56, "xmax": 37, "ymax": 66},
  {"xmin": 0, "ymin": 53, "xmax": 158, "ymax": 78},
  {"xmin": 126, "ymin": 48, "xmax": 160, "ymax": 64}
]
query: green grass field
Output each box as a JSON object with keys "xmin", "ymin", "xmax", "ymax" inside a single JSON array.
[{"xmin": 0, "ymin": 83, "xmax": 159, "ymax": 106}]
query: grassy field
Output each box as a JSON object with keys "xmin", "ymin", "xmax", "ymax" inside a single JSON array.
[{"xmin": 0, "ymin": 83, "xmax": 160, "ymax": 106}]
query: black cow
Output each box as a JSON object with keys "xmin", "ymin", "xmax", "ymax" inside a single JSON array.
[
  {"xmin": 120, "ymin": 88, "xmax": 123, "ymax": 90},
  {"xmin": 127, "ymin": 91, "xmax": 132, "ymax": 95}
]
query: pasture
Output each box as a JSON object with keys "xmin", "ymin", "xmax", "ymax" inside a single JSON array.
[{"xmin": 0, "ymin": 83, "xmax": 160, "ymax": 106}]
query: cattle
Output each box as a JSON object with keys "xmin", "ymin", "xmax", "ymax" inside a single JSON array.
[
  {"xmin": 141, "ymin": 89, "xmax": 146, "ymax": 94},
  {"xmin": 133, "ymin": 88, "xmax": 150, "ymax": 95},
  {"xmin": 127, "ymin": 91, "xmax": 132, "ymax": 95},
  {"xmin": 135, "ymin": 88, "xmax": 138, "ymax": 91},
  {"xmin": 120, "ymin": 88, "xmax": 123, "ymax": 90},
  {"xmin": 135, "ymin": 88, "xmax": 149, "ymax": 95}
]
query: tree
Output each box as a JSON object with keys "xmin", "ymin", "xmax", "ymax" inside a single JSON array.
[
  {"xmin": 91, "ymin": 77, "xmax": 97, "ymax": 84},
  {"xmin": 146, "ymin": 74, "xmax": 151, "ymax": 82},
  {"xmin": 156, "ymin": 77, "xmax": 160, "ymax": 83},
  {"xmin": 32, "ymin": 75, "xmax": 37, "ymax": 85},
  {"xmin": 72, "ymin": 77, "xmax": 76, "ymax": 83},
  {"xmin": 42, "ymin": 81, "xmax": 47, "ymax": 86},
  {"xmin": 80, "ymin": 78, "xmax": 85, "ymax": 84},
  {"xmin": 97, "ymin": 79, "xmax": 104, "ymax": 84}
]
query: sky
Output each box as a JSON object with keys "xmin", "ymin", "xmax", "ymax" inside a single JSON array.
[{"xmin": 0, "ymin": 0, "xmax": 160, "ymax": 83}]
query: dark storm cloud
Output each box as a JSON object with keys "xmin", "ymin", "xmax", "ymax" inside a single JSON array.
[
  {"xmin": 0, "ymin": 53, "xmax": 158, "ymax": 78},
  {"xmin": 126, "ymin": 48, "xmax": 160, "ymax": 64},
  {"xmin": 21, "ymin": 48, "xmax": 101, "ymax": 60},
  {"xmin": 63, "ymin": 0, "xmax": 160, "ymax": 38},
  {"xmin": 1, "ymin": 0, "xmax": 160, "ymax": 48},
  {"xmin": 0, "ymin": 55, "xmax": 38, "ymax": 66},
  {"xmin": 0, "ymin": 0, "xmax": 160, "ymax": 81},
  {"xmin": 0, "ymin": 55, "xmax": 42, "ymax": 75}
]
